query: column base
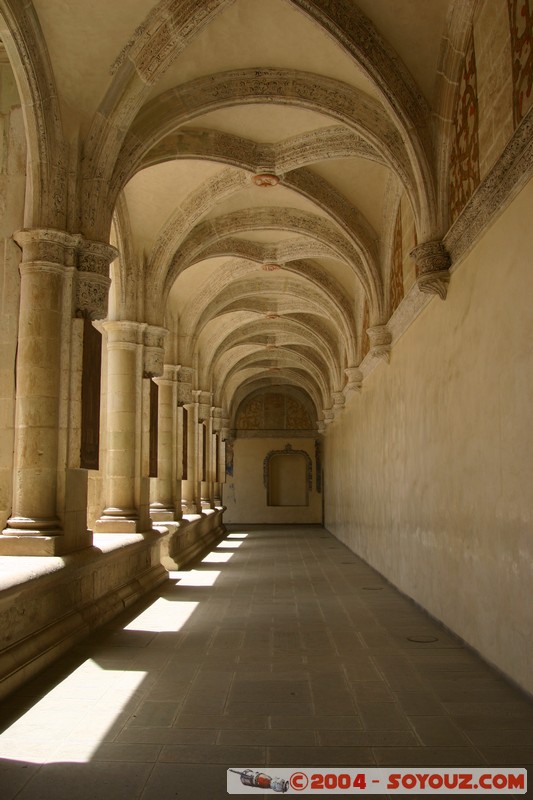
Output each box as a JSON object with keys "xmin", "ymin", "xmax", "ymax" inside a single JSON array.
[
  {"xmin": 0, "ymin": 532, "xmax": 67, "ymax": 556},
  {"xmin": 149, "ymin": 504, "xmax": 175, "ymax": 522},
  {"xmin": 94, "ymin": 508, "xmax": 145, "ymax": 533},
  {"xmin": 181, "ymin": 501, "xmax": 200, "ymax": 515}
]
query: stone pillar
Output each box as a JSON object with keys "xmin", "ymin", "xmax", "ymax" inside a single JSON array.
[
  {"xmin": 198, "ymin": 392, "xmax": 213, "ymax": 510},
  {"xmin": 410, "ymin": 240, "xmax": 451, "ymax": 299},
  {"xmin": 177, "ymin": 367, "xmax": 197, "ymax": 515},
  {"xmin": 182, "ymin": 398, "xmax": 200, "ymax": 515},
  {"xmin": 94, "ymin": 321, "xmax": 166, "ymax": 533},
  {"xmin": 150, "ymin": 365, "xmax": 178, "ymax": 522},
  {"xmin": 1, "ymin": 230, "xmax": 76, "ymax": 554},
  {"xmin": 212, "ymin": 407, "xmax": 223, "ymax": 506}
]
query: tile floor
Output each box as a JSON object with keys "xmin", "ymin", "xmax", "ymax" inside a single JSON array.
[{"xmin": 0, "ymin": 525, "xmax": 531, "ymax": 799}]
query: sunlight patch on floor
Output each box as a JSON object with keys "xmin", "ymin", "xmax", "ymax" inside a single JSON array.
[
  {"xmin": 0, "ymin": 664, "xmax": 147, "ymax": 763},
  {"xmin": 201, "ymin": 551, "xmax": 234, "ymax": 563},
  {"xmin": 124, "ymin": 598, "xmax": 198, "ymax": 632},
  {"xmin": 168, "ymin": 569, "xmax": 221, "ymax": 586},
  {"xmin": 216, "ymin": 539, "xmax": 243, "ymax": 548}
]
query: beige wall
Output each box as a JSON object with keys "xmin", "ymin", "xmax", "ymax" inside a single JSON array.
[
  {"xmin": 324, "ymin": 177, "xmax": 533, "ymax": 694},
  {"xmin": 224, "ymin": 437, "xmax": 322, "ymax": 524}
]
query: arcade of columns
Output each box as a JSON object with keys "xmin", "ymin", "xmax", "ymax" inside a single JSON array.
[{"xmin": 0, "ymin": 0, "xmax": 532, "ymax": 700}]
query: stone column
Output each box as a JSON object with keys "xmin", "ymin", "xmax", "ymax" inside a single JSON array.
[
  {"xmin": 95, "ymin": 321, "xmax": 145, "ymax": 532},
  {"xmin": 410, "ymin": 240, "xmax": 451, "ymax": 299},
  {"xmin": 212, "ymin": 407, "xmax": 223, "ymax": 506},
  {"xmin": 198, "ymin": 392, "xmax": 213, "ymax": 510},
  {"xmin": 150, "ymin": 365, "xmax": 178, "ymax": 521},
  {"xmin": 1, "ymin": 230, "xmax": 76, "ymax": 554},
  {"xmin": 182, "ymin": 398, "xmax": 200, "ymax": 515}
]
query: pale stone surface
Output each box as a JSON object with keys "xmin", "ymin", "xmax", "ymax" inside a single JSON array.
[
  {"xmin": 325, "ymin": 178, "xmax": 533, "ymax": 694},
  {"xmin": 0, "ymin": 0, "xmax": 531, "ymax": 742},
  {"xmin": 474, "ymin": 0, "xmax": 514, "ymax": 179},
  {"xmin": 223, "ymin": 438, "xmax": 322, "ymax": 524}
]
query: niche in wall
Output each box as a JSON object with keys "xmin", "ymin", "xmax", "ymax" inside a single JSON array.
[{"xmin": 264, "ymin": 444, "xmax": 312, "ymax": 506}]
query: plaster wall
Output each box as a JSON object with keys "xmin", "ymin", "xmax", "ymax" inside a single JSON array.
[
  {"xmin": 223, "ymin": 437, "xmax": 322, "ymax": 524},
  {"xmin": 324, "ymin": 177, "xmax": 533, "ymax": 694}
]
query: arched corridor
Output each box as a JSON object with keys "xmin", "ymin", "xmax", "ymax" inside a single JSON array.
[
  {"xmin": 1, "ymin": 526, "xmax": 531, "ymax": 799},
  {"xmin": 0, "ymin": 0, "xmax": 532, "ymax": 786}
]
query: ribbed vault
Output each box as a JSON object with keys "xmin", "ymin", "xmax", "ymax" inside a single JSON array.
[{"xmin": 48, "ymin": 0, "xmax": 451, "ymax": 433}]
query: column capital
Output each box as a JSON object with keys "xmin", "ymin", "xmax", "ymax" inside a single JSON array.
[
  {"xmin": 143, "ymin": 325, "xmax": 167, "ymax": 378},
  {"xmin": 331, "ymin": 392, "xmax": 345, "ymax": 417},
  {"xmin": 76, "ymin": 237, "xmax": 117, "ymax": 320},
  {"xmin": 323, "ymin": 408, "xmax": 335, "ymax": 426},
  {"xmin": 410, "ymin": 240, "xmax": 451, "ymax": 300},
  {"xmin": 100, "ymin": 319, "xmax": 145, "ymax": 346},
  {"xmin": 14, "ymin": 228, "xmax": 80, "ymax": 266},
  {"xmin": 177, "ymin": 365, "xmax": 195, "ymax": 405},
  {"xmin": 367, "ymin": 324, "xmax": 392, "ymax": 362},
  {"xmin": 344, "ymin": 366, "xmax": 363, "ymax": 395},
  {"xmin": 154, "ymin": 364, "xmax": 179, "ymax": 385}
]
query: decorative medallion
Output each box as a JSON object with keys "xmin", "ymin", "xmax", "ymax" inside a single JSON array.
[
  {"xmin": 252, "ymin": 173, "xmax": 280, "ymax": 187},
  {"xmin": 261, "ymin": 263, "xmax": 281, "ymax": 271}
]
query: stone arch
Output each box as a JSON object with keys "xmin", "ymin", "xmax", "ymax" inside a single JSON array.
[
  {"xmin": 227, "ymin": 372, "xmax": 326, "ymax": 425},
  {"xmin": 176, "ymin": 257, "xmax": 356, "ymax": 357},
  {"xmin": 114, "ymin": 69, "xmax": 416, "ymax": 222},
  {"xmin": 185, "ymin": 279, "xmax": 355, "ymax": 373},
  {"xmin": 82, "ymin": 0, "xmax": 435, "ymax": 242},
  {"xmin": 137, "ymin": 126, "xmax": 386, "ymax": 177},
  {"xmin": 199, "ymin": 315, "xmax": 344, "ymax": 391},
  {"xmin": 0, "ymin": 1, "xmax": 65, "ymax": 228},
  {"xmin": 154, "ymin": 207, "xmax": 379, "ymax": 324},
  {"xmin": 144, "ymin": 163, "xmax": 379, "ymax": 324},
  {"xmin": 234, "ymin": 385, "xmax": 318, "ymax": 432},
  {"xmin": 263, "ymin": 443, "xmax": 312, "ymax": 492}
]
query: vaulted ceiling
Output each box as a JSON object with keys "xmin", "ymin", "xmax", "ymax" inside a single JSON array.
[{"xmin": 32, "ymin": 0, "xmax": 452, "ymax": 428}]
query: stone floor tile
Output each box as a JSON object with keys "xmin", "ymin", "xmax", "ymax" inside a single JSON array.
[
  {"xmin": 15, "ymin": 762, "xmax": 154, "ymax": 800},
  {"xmin": 348, "ymin": 681, "xmax": 395, "ymax": 703},
  {"xmin": 225, "ymin": 701, "xmax": 314, "ymax": 716},
  {"xmin": 474, "ymin": 745, "xmax": 533, "ymax": 765},
  {"xmin": 318, "ymin": 730, "xmax": 418, "ymax": 747},
  {"xmin": 218, "ymin": 728, "xmax": 317, "ymax": 746},
  {"xmin": 173, "ymin": 713, "xmax": 269, "ymax": 729},
  {"xmin": 159, "ymin": 744, "xmax": 265, "ymax": 763},
  {"xmin": 270, "ymin": 715, "xmax": 363, "ymax": 730},
  {"xmin": 464, "ymin": 728, "xmax": 533, "ymax": 746},
  {"xmin": 372, "ymin": 746, "xmax": 486, "ymax": 765},
  {"xmin": 229, "ymin": 679, "xmax": 311, "ymax": 703},
  {"xmin": 407, "ymin": 715, "xmax": 471, "ymax": 745},
  {"xmin": 128, "ymin": 701, "xmax": 180, "ymax": 727},
  {"xmin": 0, "ymin": 759, "xmax": 40, "ymax": 800},
  {"xmin": 117, "ymin": 726, "xmax": 218, "ymax": 744},
  {"xmin": 140, "ymin": 763, "xmax": 231, "ymax": 800},
  {"xmin": 53, "ymin": 742, "xmax": 162, "ymax": 762},
  {"xmin": 357, "ymin": 702, "xmax": 411, "ymax": 731},
  {"xmin": 393, "ymin": 691, "xmax": 446, "ymax": 715},
  {"xmin": 267, "ymin": 745, "xmax": 375, "ymax": 766}
]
